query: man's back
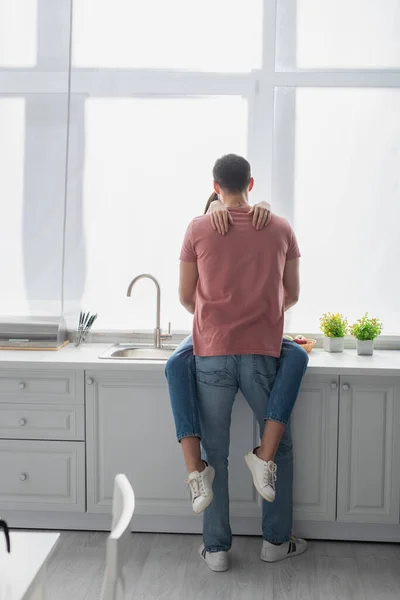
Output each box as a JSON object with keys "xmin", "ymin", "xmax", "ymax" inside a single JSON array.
[{"xmin": 180, "ymin": 208, "xmax": 300, "ymax": 357}]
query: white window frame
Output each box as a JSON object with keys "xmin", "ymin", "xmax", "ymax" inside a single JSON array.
[{"xmin": 1, "ymin": 0, "xmax": 400, "ymax": 345}]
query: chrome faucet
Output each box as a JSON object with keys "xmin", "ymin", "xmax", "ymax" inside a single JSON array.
[{"xmin": 126, "ymin": 274, "xmax": 172, "ymax": 348}]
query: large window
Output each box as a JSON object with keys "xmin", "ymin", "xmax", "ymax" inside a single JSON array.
[
  {"xmin": 1, "ymin": 1, "xmax": 399, "ymax": 335},
  {"xmin": 77, "ymin": 96, "xmax": 247, "ymax": 330},
  {"xmin": 0, "ymin": 0, "xmax": 37, "ymax": 67},
  {"xmin": 72, "ymin": 0, "xmax": 263, "ymax": 72},
  {"xmin": 275, "ymin": 88, "xmax": 400, "ymax": 334},
  {"xmin": 64, "ymin": 0, "xmax": 261, "ymax": 331},
  {"xmin": 276, "ymin": 0, "xmax": 400, "ymax": 70},
  {"xmin": 0, "ymin": 98, "xmax": 27, "ymax": 313},
  {"xmin": 0, "ymin": 0, "xmax": 70, "ymax": 318}
]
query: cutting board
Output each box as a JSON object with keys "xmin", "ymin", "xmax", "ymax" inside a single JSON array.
[{"xmin": 0, "ymin": 340, "xmax": 69, "ymax": 351}]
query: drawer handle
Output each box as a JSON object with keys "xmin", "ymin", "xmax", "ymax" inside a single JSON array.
[
  {"xmin": 331, "ymin": 382, "xmax": 338, "ymax": 390},
  {"xmin": 19, "ymin": 418, "xmax": 27, "ymax": 426},
  {"xmin": 342, "ymin": 384, "xmax": 350, "ymax": 391},
  {"xmin": 19, "ymin": 473, "xmax": 28, "ymax": 482},
  {"xmin": 18, "ymin": 382, "xmax": 26, "ymax": 390},
  {"xmin": 87, "ymin": 378, "xmax": 94, "ymax": 385}
]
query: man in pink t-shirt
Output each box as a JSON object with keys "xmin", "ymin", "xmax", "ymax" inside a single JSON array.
[
  {"xmin": 179, "ymin": 154, "xmax": 303, "ymax": 571},
  {"xmin": 180, "ymin": 195, "xmax": 300, "ymax": 358}
]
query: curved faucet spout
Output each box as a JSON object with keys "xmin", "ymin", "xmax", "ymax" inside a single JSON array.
[{"xmin": 126, "ymin": 274, "xmax": 162, "ymax": 347}]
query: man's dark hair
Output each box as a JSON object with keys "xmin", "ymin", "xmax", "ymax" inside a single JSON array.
[{"xmin": 213, "ymin": 154, "xmax": 251, "ymax": 193}]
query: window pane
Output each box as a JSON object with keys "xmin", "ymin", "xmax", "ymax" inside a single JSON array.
[
  {"xmin": 276, "ymin": 0, "xmax": 400, "ymax": 69},
  {"xmin": 0, "ymin": 0, "xmax": 37, "ymax": 67},
  {"xmin": 0, "ymin": 99, "xmax": 27, "ymax": 313},
  {"xmin": 64, "ymin": 97, "xmax": 248, "ymax": 330},
  {"xmin": 0, "ymin": 96, "xmax": 67, "ymax": 317},
  {"xmin": 72, "ymin": 0, "xmax": 262, "ymax": 72},
  {"xmin": 275, "ymin": 88, "xmax": 400, "ymax": 334}
]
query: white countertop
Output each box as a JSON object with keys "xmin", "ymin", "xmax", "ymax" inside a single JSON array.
[{"xmin": 0, "ymin": 343, "xmax": 399, "ymax": 375}]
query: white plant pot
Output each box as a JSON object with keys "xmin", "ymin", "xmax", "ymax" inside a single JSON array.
[
  {"xmin": 323, "ymin": 337, "xmax": 344, "ymax": 353},
  {"xmin": 356, "ymin": 339, "xmax": 374, "ymax": 356}
]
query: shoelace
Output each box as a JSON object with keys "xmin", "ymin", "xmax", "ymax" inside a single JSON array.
[
  {"xmin": 186, "ymin": 473, "xmax": 206, "ymax": 500},
  {"xmin": 263, "ymin": 461, "xmax": 277, "ymax": 490}
]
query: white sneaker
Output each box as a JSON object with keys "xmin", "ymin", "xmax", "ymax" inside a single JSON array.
[
  {"xmin": 245, "ymin": 449, "xmax": 277, "ymax": 502},
  {"xmin": 261, "ymin": 536, "xmax": 308, "ymax": 563},
  {"xmin": 186, "ymin": 463, "xmax": 215, "ymax": 514},
  {"xmin": 199, "ymin": 545, "xmax": 229, "ymax": 572}
]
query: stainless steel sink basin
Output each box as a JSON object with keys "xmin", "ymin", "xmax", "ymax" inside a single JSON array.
[{"xmin": 99, "ymin": 343, "xmax": 177, "ymax": 361}]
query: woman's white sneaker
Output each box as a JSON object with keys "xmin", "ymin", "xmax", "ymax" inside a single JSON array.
[
  {"xmin": 186, "ymin": 463, "xmax": 215, "ymax": 514},
  {"xmin": 199, "ymin": 545, "xmax": 229, "ymax": 572},
  {"xmin": 261, "ymin": 536, "xmax": 307, "ymax": 563},
  {"xmin": 244, "ymin": 449, "xmax": 277, "ymax": 502}
]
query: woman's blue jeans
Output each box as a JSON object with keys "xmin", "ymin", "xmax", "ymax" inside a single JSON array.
[{"xmin": 165, "ymin": 336, "xmax": 309, "ymax": 441}]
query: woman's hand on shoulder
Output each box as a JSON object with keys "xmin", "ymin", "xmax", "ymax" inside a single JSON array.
[
  {"xmin": 207, "ymin": 199, "xmax": 272, "ymax": 235},
  {"xmin": 249, "ymin": 201, "xmax": 272, "ymax": 230},
  {"xmin": 207, "ymin": 200, "xmax": 234, "ymax": 236}
]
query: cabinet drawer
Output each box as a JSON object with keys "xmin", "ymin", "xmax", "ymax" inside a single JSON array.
[
  {"xmin": 0, "ymin": 440, "xmax": 85, "ymax": 512},
  {"xmin": 0, "ymin": 370, "xmax": 84, "ymax": 405},
  {"xmin": 0, "ymin": 404, "xmax": 85, "ymax": 441}
]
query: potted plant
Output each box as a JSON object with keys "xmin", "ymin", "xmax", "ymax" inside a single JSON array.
[
  {"xmin": 320, "ymin": 312, "xmax": 348, "ymax": 352},
  {"xmin": 349, "ymin": 313, "xmax": 383, "ymax": 356}
]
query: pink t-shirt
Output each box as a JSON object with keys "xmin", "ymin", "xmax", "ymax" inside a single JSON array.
[{"xmin": 180, "ymin": 208, "xmax": 300, "ymax": 357}]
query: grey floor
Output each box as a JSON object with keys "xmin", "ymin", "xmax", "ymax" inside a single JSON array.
[{"xmin": 46, "ymin": 531, "xmax": 400, "ymax": 600}]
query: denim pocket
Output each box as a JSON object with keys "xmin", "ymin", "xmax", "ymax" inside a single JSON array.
[
  {"xmin": 195, "ymin": 356, "xmax": 229, "ymax": 386},
  {"xmin": 253, "ymin": 355, "xmax": 278, "ymax": 392}
]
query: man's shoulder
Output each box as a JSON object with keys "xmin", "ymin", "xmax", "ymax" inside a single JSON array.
[
  {"xmin": 191, "ymin": 214, "xmax": 209, "ymax": 225},
  {"xmin": 268, "ymin": 214, "xmax": 294, "ymax": 236},
  {"xmin": 188, "ymin": 214, "xmax": 210, "ymax": 237}
]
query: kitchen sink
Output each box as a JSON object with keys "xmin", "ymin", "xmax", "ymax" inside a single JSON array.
[{"xmin": 99, "ymin": 343, "xmax": 177, "ymax": 361}]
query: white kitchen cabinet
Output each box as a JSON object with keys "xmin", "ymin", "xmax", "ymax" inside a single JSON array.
[
  {"xmin": 292, "ymin": 375, "xmax": 339, "ymax": 522},
  {"xmin": 0, "ymin": 368, "xmax": 86, "ymax": 513},
  {"xmin": 0, "ymin": 440, "xmax": 85, "ymax": 512},
  {"xmin": 86, "ymin": 370, "xmax": 190, "ymax": 515},
  {"xmin": 337, "ymin": 376, "xmax": 400, "ymax": 524},
  {"xmin": 85, "ymin": 371, "xmax": 259, "ymax": 519},
  {"xmin": 0, "ymin": 357, "xmax": 398, "ymax": 541}
]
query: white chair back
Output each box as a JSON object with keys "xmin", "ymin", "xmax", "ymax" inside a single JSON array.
[{"xmin": 100, "ymin": 474, "xmax": 135, "ymax": 600}]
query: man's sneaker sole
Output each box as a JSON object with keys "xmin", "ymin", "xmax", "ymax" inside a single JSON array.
[
  {"xmin": 244, "ymin": 453, "xmax": 275, "ymax": 502},
  {"xmin": 192, "ymin": 468, "xmax": 215, "ymax": 515},
  {"xmin": 199, "ymin": 545, "xmax": 229, "ymax": 572}
]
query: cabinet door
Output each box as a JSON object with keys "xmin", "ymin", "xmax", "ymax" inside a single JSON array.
[
  {"xmin": 86, "ymin": 370, "xmax": 191, "ymax": 515},
  {"xmin": 337, "ymin": 376, "xmax": 400, "ymax": 524},
  {"xmin": 86, "ymin": 371, "xmax": 260, "ymax": 519},
  {"xmin": 292, "ymin": 375, "xmax": 339, "ymax": 522}
]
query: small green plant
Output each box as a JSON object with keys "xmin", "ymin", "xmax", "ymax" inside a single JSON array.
[
  {"xmin": 319, "ymin": 313, "xmax": 348, "ymax": 338},
  {"xmin": 349, "ymin": 313, "xmax": 383, "ymax": 341}
]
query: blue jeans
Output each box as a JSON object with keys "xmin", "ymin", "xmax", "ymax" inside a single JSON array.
[
  {"xmin": 196, "ymin": 354, "xmax": 292, "ymax": 551},
  {"xmin": 165, "ymin": 337, "xmax": 308, "ymax": 548},
  {"xmin": 165, "ymin": 336, "xmax": 308, "ymax": 440}
]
